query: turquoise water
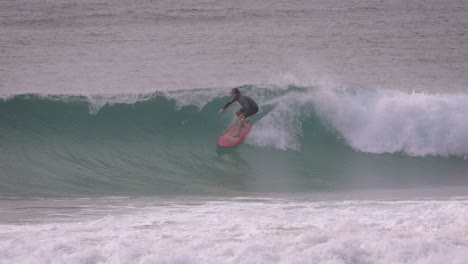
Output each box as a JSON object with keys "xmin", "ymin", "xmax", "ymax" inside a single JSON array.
[{"xmin": 1, "ymin": 86, "xmax": 467, "ymax": 197}]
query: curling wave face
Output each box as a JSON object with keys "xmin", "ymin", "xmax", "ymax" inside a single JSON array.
[{"xmin": 1, "ymin": 85, "xmax": 467, "ymax": 197}]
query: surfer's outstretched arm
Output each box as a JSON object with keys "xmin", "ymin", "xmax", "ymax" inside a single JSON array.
[{"xmin": 219, "ymin": 99, "xmax": 236, "ymax": 113}]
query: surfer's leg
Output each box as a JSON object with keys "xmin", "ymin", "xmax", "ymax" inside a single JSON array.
[
  {"xmin": 233, "ymin": 115, "xmax": 244, "ymax": 137},
  {"xmin": 242, "ymin": 107, "xmax": 258, "ymax": 122},
  {"xmin": 236, "ymin": 109, "xmax": 243, "ymax": 119},
  {"xmin": 233, "ymin": 108, "xmax": 245, "ymax": 137},
  {"xmin": 237, "ymin": 108, "xmax": 247, "ymax": 126}
]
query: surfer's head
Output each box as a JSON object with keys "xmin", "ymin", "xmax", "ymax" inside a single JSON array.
[{"xmin": 231, "ymin": 88, "xmax": 241, "ymax": 99}]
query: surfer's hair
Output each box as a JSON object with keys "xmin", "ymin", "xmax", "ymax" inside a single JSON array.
[{"xmin": 231, "ymin": 88, "xmax": 241, "ymax": 95}]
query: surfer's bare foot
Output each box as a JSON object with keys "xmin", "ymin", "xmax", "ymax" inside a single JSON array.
[{"xmin": 232, "ymin": 133, "xmax": 240, "ymax": 137}]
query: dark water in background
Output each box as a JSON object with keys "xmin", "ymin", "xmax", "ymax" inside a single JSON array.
[{"xmin": 1, "ymin": 0, "xmax": 467, "ymax": 94}]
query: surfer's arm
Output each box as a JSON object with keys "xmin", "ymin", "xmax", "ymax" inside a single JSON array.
[{"xmin": 222, "ymin": 99, "xmax": 236, "ymax": 110}]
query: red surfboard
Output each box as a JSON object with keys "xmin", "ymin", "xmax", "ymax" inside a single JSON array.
[{"xmin": 217, "ymin": 122, "xmax": 252, "ymax": 148}]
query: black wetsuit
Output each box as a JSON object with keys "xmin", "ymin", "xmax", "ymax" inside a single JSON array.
[{"xmin": 223, "ymin": 94, "xmax": 259, "ymax": 118}]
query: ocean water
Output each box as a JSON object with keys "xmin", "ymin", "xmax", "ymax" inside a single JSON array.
[{"xmin": 1, "ymin": 0, "xmax": 468, "ymax": 263}]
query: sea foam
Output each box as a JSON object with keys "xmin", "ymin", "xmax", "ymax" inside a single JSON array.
[
  {"xmin": 1, "ymin": 198, "xmax": 467, "ymax": 264},
  {"xmin": 312, "ymin": 89, "xmax": 468, "ymax": 157},
  {"xmin": 247, "ymin": 87, "xmax": 468, "ymax": 157}
]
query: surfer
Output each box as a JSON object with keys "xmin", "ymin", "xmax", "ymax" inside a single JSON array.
[{"xmin": 219, "ymin": 88, "xmax": 259, "ymax": 137}]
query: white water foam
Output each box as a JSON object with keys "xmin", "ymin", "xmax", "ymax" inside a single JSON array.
[
  {"xmin": 1, "ymin": 198, "xmax": 467, "ymax": 264},
  {"xmin": 247, "ymin": 91, "xmax": 313, "ymax": 150},
  {"xmin": 244, "ymin": 86, "xmax": 468, "ymax": 157},
  {"xmin": 312, "ymin": 89, "xmax": 468, "ymax": 157}
]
